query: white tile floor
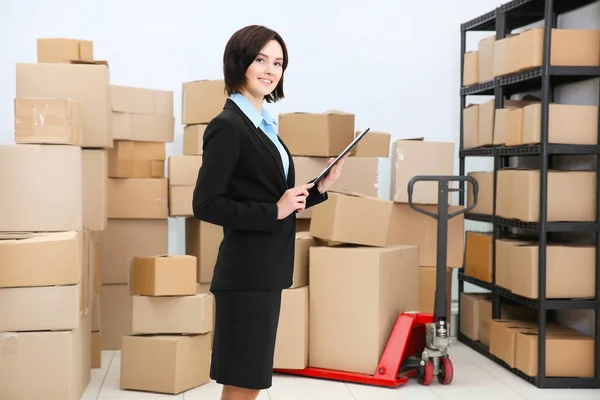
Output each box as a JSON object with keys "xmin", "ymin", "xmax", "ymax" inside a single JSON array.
[{"xmin": 83, "ymin": 342, "xmax": 599, "ymax": 400}]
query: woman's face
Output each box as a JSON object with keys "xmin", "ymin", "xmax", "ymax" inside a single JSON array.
[{"xmin": 244, "ymin": 39, "xmax": 284, "ymax": 99}]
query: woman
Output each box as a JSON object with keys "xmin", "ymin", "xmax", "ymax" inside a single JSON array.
[{"xmin": 192, "ymin": 25, "xmax": 348, "ymax": 400}]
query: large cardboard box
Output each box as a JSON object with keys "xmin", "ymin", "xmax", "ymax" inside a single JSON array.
[
  {"xmin": 478, "ymin": 35, "xmax": 496, "ymax": 83},
  {"xmin": 83, "ymin": 149, "xmax": 108, "ymax": 231},
  {"xmin": 467, "ymin": 171, "xmax": 493, "ymax": 215},
  {"xmin": 107, "ymin": 178, "xmax": 169, "ymax": 219},
  {"xmin": 14, "ymin": 97, "xmax": 83, "ymax": 145},
  {"xmin": 111, "ymin": 85, "xmax": 173, "ymax": 116},
  {"xmin": 495, "ymin": 239, "xmax": 521, "ymax": 290},
  {"xmin": 132, "ymin": 293, "xmax": 213, "ymax": 334},
  {"xmin": 464, "ymin": 231, "xmax": 493, "ymax": 283},
  {"xmin": 100, "ymin": 284, "xmax": 133, "ymax": 350},
  {"xmin": 388, "ymin": 203, "xmax": 464, "ymax": 268},
  {"xmin": 108, "ymin": 141, "xmax": 165, "ymax": 179},
  {"xmin": 16, "ymin": 63, "xmax": 112, "ymax": 148},
  {"xmin": 0, "ymin": 313, "xmax": 91, "ymax": 400},
  {"xmin": 120, "ymin": 334, "xmax": 212, "ymax": 394},
  {"xmin": 279, "ymin": 111, "xmax": 355, "ymax": 157},
  {"xmin": 463, "ymin": 51, "xmax": 479, "ymax": 85},
  {"xmin": 0, "ymin": 145, "xmax": 82, "ymax": 232},
  {"xmin": 185, "ymin": 219, "xmax": 223, "ymax": 284},
  {"xmin": 522, "ymin": 103, "xmax": 598, "ymax": 145},
  {"xmin": 496, "ymin": 169, "xmax": 596, "ymax": 222},
  {"xmin": 99, "ymin": 219, "xmax": 169, "ymax": 284},
  {"xmin": 391, "ymin": 139, "xmax": 455, "ymax": 204},
  {"xmin": 274, "ymin": 286, "xmax": 309, "ymax": 369},
  {"xmin": 182, "ymin": 79, "xmax": 228, "ymax": 125},
  {"xmin": 0, "ymin": 284, "xmax": 80, "ymax": 332},
  {"xmin": 183, "ymin": 125, "xmax": 207, "ymax": 155},
  {"xmin": 291, "ymin": 233, "xmax": 317, "ymax": 289},
  {"xmin": 131, "ymin": 255, "xmax": 197, "ymax": 296},
  {"xmin": 309, "ymin": 245, "xmax": 419, "ymax": 374},
  {"xmin": 309, "ymin": 192, "xmax": 393, "ymax": 247},
  {"xmin": 37, "ymin": 38, "xmax": 93, "ymax": 63},
  {"xmin": 0, "ymin": 231, "xmax": 82, "ymax": 288}
]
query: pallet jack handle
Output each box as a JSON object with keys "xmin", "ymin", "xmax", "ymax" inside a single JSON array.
[{"xmin": 407, "ymin": 175, "xmax": 478, "ymax": 334}]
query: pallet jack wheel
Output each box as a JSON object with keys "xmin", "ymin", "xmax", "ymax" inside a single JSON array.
[
  {"xmin": 418, "ymin": 360, "xmax": 434, "ymax": 386},
  {"xmin": 437, "ymin": 357, "xmax": 454, "ymax": 385}
]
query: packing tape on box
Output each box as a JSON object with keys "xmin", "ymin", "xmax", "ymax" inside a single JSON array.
[{"xmin": 0, "ymin": 333, "xmax": 18, "ymax": 355}]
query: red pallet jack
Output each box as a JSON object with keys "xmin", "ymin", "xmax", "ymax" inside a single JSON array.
[{"xmin": 274, "ymin": 175, "xmax": 479, "ymax": 388}]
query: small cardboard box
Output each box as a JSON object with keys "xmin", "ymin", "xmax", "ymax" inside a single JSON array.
[
  {"xmin": 182, "ymin": 79, "xmax": 228, "ymax": 125},
  {"xmin": 463, "ymin": 51, "xmax": 479, "ymax": 85},
  {"xmin": 274, "ymin": 286, "xmax": 309, "ymax": 369},
  {"xmin": 183, "ymin": 125, "xmax": 207, "ymax": 155},
  {"xmin": 14, "ymin": 97, "xmax": 83, "ymax": 145},
  {"xmin": 459, "ymin": 293, "xmax": 490, "ymax": 341},
  {"xmin": 478, "ymin": 35, "xmax": 496, "ymax": 83},
  {"xmin": 120, "ymin": 334, "xmax": 212, "ymax": 394},
  {"xmin": 130, "ymin": 255, "xmax": 197, "ymax": 296},
  {"xmin": 37, "ymin": 38, "xmax": 93, "ymax": 63},
  {"xmin": 464, "ymin": 231, "xmax": 493, "ymax": 283},
  {"xmin": 309, "ymin": 192, "xmax": 393, "ymax": 247},
  {"xmin": 168, "ymin": 155, "xmax": 203, "ymax": 186},
  {"xmin": 467, "ymin": 171, "xmax": 493, "ymax": 215},
  {"xmin": 278, "ymin": 111, "xmax": 355, "ymax": 157},
  {"xmin": 462, "ymin": 104, "xmax": 479, "ymax": 149},
  {"xmin": 352, "ymin": 130, "xmax": 390, "ymax": 157}
]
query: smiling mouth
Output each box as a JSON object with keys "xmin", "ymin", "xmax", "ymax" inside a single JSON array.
[{"xmin": 259, "ymin": 78, "xmax": 273, "ymax": 84}]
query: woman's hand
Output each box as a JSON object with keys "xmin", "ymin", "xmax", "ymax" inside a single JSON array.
[
  {"xmin": 317, "ymin": 153, "xmax": 349, "ymax": 194},
  {"xmin": 277, "ymin": 183, "xmax": 314, "ymax": 219}
]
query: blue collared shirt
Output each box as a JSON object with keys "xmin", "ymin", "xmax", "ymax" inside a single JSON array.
[{"xmin": 230, "ymin": 93, "xmax": 289, "ymax": 180}]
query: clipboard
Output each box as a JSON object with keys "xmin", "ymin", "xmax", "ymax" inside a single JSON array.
[{"xmin": 310, "ymin": 127, "xmax": 370, "ymax": 185}]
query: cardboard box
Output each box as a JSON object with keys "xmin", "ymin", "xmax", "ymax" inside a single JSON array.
[
  {"xmin": 462, "ymin": 104, "xmax": 478, "ymax": 149},
  {"xmin": 108, "ymin": 178, "xmax": 168, "ymax": 219},
  {"xmin": 112, "ymin": 112, "xmax": 175, "ymax": 143},
  {"xmin": 120, "ymin": 334, "xmax": 211, "ymax": 394},
  {"xmin": 296, "ymin": 219, "xmax": 310, "ymax": 232},
  {"xmin": 16, "ymin": 63, "xmax": 112, "ymax": 148},
  {"xmin": 168, "ymin": 155, "xmax": 202, "ymax": 186},
  {"xmin": 310, "ymin": 192, "xmax": 393, "ymax": 247},
  {"xmin": 389, "ymin": 203, "xmax": 464, "ymax": 268},
  {"xmin": 0, "ymin": 314, "xmax": 91, "ymax": 400},
  {"xmin": 459, "ymin": 293, "xmax": 490, "ymax": 341},
  {"xmin": 463, "ymin": 51, "xmax": 479, "ymax": 85},
  {"xmin": 183, "ymin": 124, "xmax": 207, "ymax": 155},
  {"xmin": 522, "ymin": 103, "xmax": 598, "ymax": 145},
  {"xmin": 37, "ymin": 38, "xmax": 93, "ymax": 63},
  {"xmin": 0, "ymin": 284, "xmax": 80, "ymax": 332},
  {"xmin": 83, "ymin": 149, "xmax": 108, "ymax": 231},
  {"xmin": 479, "ymin": 300, "xmax": 537, "ymax": 347},
  {"xmin": 477, "ymin": 100, "xmax": 495, "ymax": 146},
  {"xmin": 278, "ymin": 111, "xmax": 355, "ymax": 157},
  {"xmin": 467, "ymin": 171, "xmax": 493, "ymax": 215},
  {"xmin": 419, "ymin": 266, "xmax": 453, "ymax": 317},
  {"xmin": 100, "ymin": 284, "xmax": 133, "ymax": 350},
  {"xmin": 508, "ymin": 243, "xmax": 596, "ymax": 299},
  {"xmin": 111, "ymin": 85, "xmax": 173, "ymax": 115},
  {"xmin": 170, "ymin": 186, "xmax": 195, "ymax": 217},
  {"xmin": 493, "ymin": 34, "xmax": 518, "ymax": 77},
  {"xmin": 100, "ymin": 219, "xmax": 169, "ymax": 284},
  {"xmin": 0, "ymin": 144, "xmax": 82, "ymax": 232},
  {"xmin": 515, "ymin": 330, "xmax": 595, "ymax": 377},
  {"xmin": 464, "ymin": 231, "xmax": 493, "ymax": 283},
  {"xmin": 185, "ymin": 219, "xmax": 223, "ymax": 283},
  {"xmin": 182, "ymin": 79, "xmax": 228, "ymax": 125},
  {"xmin": 496, "ymin": 169, "xmax": 597, "ymax": 222},
  {"xmin": 291, "ymin": 233, "xmax": 317, "ymax": 289},
  {"xmin": 489, "ymin": 319, "xmax": 540, "ymax": 367},
  {"xmin": 309, "ymin": 245, "xmax": 419, "ymax": 374},
  {"xmin": 132, "ymin": 293, "xmax": 213, "ymax": 334},
  {"xmin": 478, "ymin": 35, "xmax": 496, "ymax": 83},
  {"xmin": 131, "ymin": 255, "xmax": 197, "ymax": 296},
  {"xmin": 0, "ymin": 231, "xmax": 82, "ymax": 288},
  {"xmin": 274, "ymin": 286, "xmax": 309, "ymax": 369},
  {"xmin": 108, "ymin": 141, "xmax": 166, "ymax": 179},
  {"xmin": 352, "ymin": 130, "xmax": 390, "ymax": 157},
  {"xmin": 391, "ymin": 139, "xmax": 455, "ymax": 204},
  {"xmin": 14, "ymin": 97, "xmax": 83, "ymax": 145},
  {"xmin": 495, "ymin": 239, "xmax": 521, "ymax": 290}
]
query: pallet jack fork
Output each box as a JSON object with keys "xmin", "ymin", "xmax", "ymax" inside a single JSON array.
[{"xmin": 274, "ymin": 175, "xmax": 479, "ymax": 388}]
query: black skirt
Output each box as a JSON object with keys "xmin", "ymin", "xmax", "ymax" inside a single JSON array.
[{"xmin": 210, "ymin": 289, "xmax": 283, "ymax": 390}]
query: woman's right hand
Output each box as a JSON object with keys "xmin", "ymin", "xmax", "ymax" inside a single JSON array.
[{"xmin": 277, "ymin": 183, "xmax": 314, "ymax": 220}]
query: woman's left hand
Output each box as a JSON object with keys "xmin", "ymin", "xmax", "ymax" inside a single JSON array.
[{"xmin": 317, "ymin": 153, "xmax": 349, "ymax": 194}]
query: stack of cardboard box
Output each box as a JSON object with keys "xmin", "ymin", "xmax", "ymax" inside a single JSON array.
[
  {"xmin": 0, "ymin": 37, "xmax": 110, "ymax": 399},
  {"xmin": 99, "ymin": 85, "xmax": 175, "ymax": 351},
  {"xmin": 120, "ymin": 255, "xmax": 213, "ymax": 395}
]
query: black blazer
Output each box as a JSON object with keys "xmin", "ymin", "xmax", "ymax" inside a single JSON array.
[{"xmin": 192, "ymin": 99, "xmax": 328, "ymax": 291}]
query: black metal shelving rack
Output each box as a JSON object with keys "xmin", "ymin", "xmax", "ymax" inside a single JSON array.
[{"xmin": 457, "ymin": 0, "xmax": 600, "ymax": 389}]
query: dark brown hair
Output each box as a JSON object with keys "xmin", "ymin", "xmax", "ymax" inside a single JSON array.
[{"xmin": 223, "ymin": 25, "xmax": 288, "ymax": 103}]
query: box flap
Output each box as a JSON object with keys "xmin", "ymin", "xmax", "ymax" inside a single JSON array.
[{"xmin": 68, "ymin": 60, "xmax": 109, "ymax": 67}]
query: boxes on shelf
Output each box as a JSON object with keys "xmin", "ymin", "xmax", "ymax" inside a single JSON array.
[
  {"xmin": 521, "ymin": 103, "xmax": 598, "ymax": 145},
  {"xmin": 464, "ymin": 231, "xmax": 493, "ymax": 283},
  {"xmin": 478, "ymin": 35, "xmax": 495, "ymax": 83},
  {"xmin": 466, "ymin": 171, "xmax": 493, "ymax": 215},
  {"xmin": 463, "ymin": 50, "xmax": 479, "ymax": 85}
]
